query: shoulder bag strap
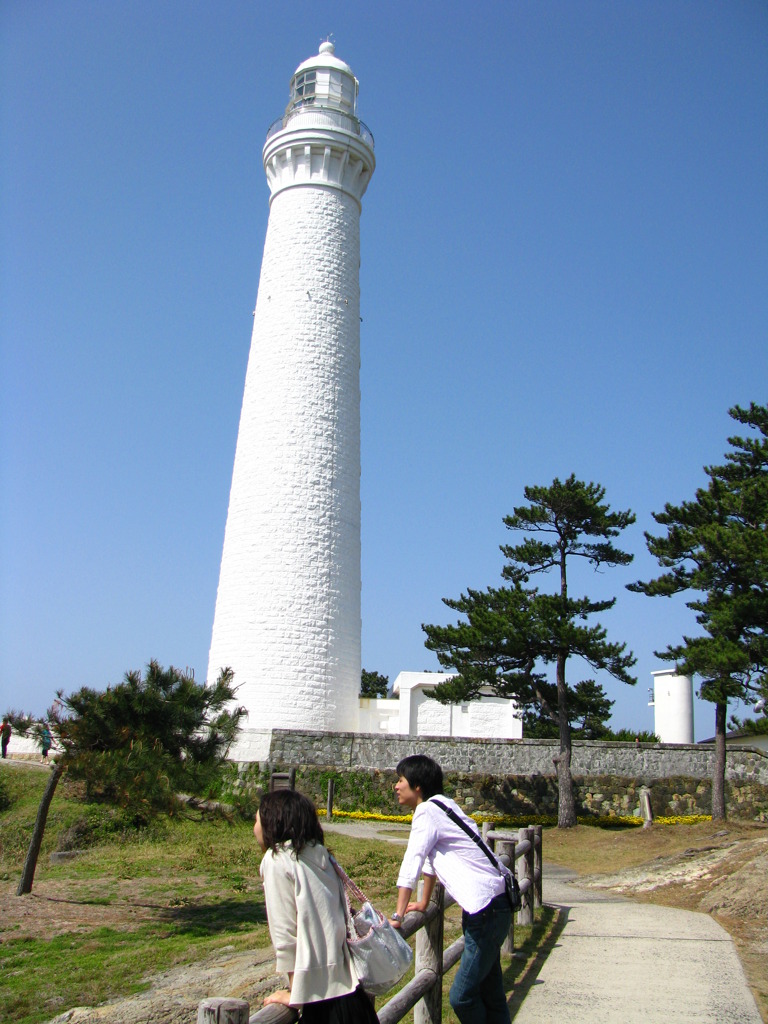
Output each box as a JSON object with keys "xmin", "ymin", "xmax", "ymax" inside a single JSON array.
[
  {"xmin": 430, "ymin": 798, "xmax": 508, "ymax": 878},
  {"xmin": 330, "ymin": 853, "xmax": 371, "ymax": 905}
]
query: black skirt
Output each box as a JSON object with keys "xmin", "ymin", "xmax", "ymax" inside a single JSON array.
[{"xmin": 300, "ymin": 986, "xmax": 379, "ymax": 1023}]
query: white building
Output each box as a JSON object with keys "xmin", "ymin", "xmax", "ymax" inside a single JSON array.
[
  {"xmin": 208, "ymin": 43, "xmax": 375, "ymax": 744},
  {"xmin": 207, "ymin": 45, "xmax": 522, "ymax": 765},
  {"xmin": 229, "ymin": 671, "xmax": 522, "ymax": 761},
  {"xmin": 698, "ymin": 726, "xmax": 768, "ymax": 754},
  {"xmin": 355, "ymin": 672, "xmax": 523, "ymax": 739},
  {"xmin": 649, "ymin": 668, "xmax": 695, "ymax": 743}
]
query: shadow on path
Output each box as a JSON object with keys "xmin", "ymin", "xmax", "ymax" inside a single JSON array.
[{"xmin": 506, "ymin": 904, "xmax": 570, "ymax": 1018}]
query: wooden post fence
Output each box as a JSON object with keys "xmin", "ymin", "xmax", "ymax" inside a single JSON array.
[
  {"xmin": 197, "ymin": 998, "xmax": 250, "ymax": 1024},
  {"xmin": 269, "ymin": 769, "xmax": 296, "ymax": 792},
  {"xmin": 413, "ymin": 877, "xmax": 444, "ymax": 1024},
  {"xmin": 532, "ymin": 824, "xmax": 543, "ymax": 907}
]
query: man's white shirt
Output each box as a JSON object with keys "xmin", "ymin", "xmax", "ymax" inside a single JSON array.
[{"xmin": 396, "ymin": 796, "xmax": 507, "ymax": 914}]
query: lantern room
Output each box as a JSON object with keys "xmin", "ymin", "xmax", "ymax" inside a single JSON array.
[{"xmin": 286, "ymin": 41, "xmax": 358, "ymax": 117}]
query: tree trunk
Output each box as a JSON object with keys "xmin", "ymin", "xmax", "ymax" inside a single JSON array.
[
  {"xmin": 711, "ymin": 701, "xmax": 727, "ymax": 821},
  {"xmin": 17, "ymin": 761, "xmax": 65, "ymax": 895},
  {"xmin": 555, "ymin": 651, "xmax": 577, "ymax": 828}
]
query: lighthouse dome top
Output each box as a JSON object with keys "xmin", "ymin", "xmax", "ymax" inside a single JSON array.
[
  {"xmin": 286, "ymin": 41, "xmax": 359, "ymax": 117},
  {"xmin": 294, "ymin": 41, "xmax": 354, "ymax": 77}
]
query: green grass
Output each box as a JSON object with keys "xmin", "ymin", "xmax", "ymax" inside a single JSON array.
[{"xmin": 4, "ymin": 926, "xmax": 210, "ymax": 1022}]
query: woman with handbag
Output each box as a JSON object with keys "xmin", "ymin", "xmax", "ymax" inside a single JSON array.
[{"xmin": 254, "ymin": 789, "xmax": 379, "ymax": 1023}]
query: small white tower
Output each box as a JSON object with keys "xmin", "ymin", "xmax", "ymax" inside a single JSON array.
[
  {"xmin": 649, "ymin": 669, "xmax": 694, "ymax": 743},
  {"xmin": 208, "ymin": 43, "xmax": 375, "ymax": 736}
]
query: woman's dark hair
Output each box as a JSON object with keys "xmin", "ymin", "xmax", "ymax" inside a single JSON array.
[
  {"xmin": 396, "ymin": 754, "xmax": 444, "ymax": 799},
  {"xmin": 258, "ymin": 790, "xmax": 324, "ymax": 855}
]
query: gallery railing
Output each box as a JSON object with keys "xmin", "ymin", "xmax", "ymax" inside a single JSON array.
[{"xmin": 265, "ymin": 107, "xmax": 375, "ymax": 149}]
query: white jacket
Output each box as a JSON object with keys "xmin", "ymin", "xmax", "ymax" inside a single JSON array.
[{"xmin": 260, "ymin": 841, "xmax": 358, "ymax": 1006}]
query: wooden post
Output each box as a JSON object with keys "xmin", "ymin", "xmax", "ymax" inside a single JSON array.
[
  {"xmin": 497, "ymin": 835, "xmax": 516, "ymax": 955},
  {"xmin": 326, "ymin": 778, "xmax": 335, "ymax": 821},
  {"xmin": 414, "ymin": 880, "xmax": 445, "ymax": 1024},
  {"xmin": 517, "ymin": 828, "xmax": 533, "ymax": 926},
  {"xmin": 197, "ymin": 998, "xmax": 249, "ymax": 1024},
  {"xmin": 269, "ymin": 769, "xmax": 296, "ymax": 792},
  {"xmin": 639, "ymin": 786, "xmax": 653, "ymax": 829},
  {"xmin": 532, "ymin": 825, "xmax": 543, "ymax": 908}
]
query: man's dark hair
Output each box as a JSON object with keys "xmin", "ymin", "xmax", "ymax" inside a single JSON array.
[
  {"xmin": 396, "ymin": 754, "xmax": 444, "ymax": 799},
  {"xmin": 258, "ymin": 790, "xmax": 324, "ymax": 855}
]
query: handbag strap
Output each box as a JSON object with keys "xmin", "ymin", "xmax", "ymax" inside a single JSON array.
[
  {"xmin": 330, "ymin": 854, "xmax": 371, "ymax": 906},
  {"xmin": 430, "ymin": 798, "xmax": 508, "ymax": 879}
]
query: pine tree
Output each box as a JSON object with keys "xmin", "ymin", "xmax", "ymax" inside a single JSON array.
[
  {"xmin": 520, "ymin": 679, "xmax": 614, "ymax": 739},
  {"xmin": 17, "ymin": 662, "xmax": 244, "ymax": 895},
  {"xmin": 360, "ymin": 669, "xmax": 389, "ymax": 698},
  {"xmin": 629, "ymin": 403, "xmax": 768, "ymax": 819},
  {"xmin": 424, "ymin": 476, "xmax": 636, "ymax": 827}
]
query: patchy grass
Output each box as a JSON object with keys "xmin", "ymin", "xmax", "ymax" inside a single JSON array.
[
  {"xmin": 0, "ymin": 764, "xmax": 412, "ymax": 1024},
  {"xmin": 541, "ymin": 817, "xmax": 764, "ymax": 873}
]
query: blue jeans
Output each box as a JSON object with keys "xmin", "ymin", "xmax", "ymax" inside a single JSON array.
[{"xmin": 449, "ymin": 893, "xmax": 511, "ymax": 1024}]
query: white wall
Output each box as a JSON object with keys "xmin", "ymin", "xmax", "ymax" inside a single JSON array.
[
  {"xmin": 226, "ymin": 728, "xmax": 274, "ymax": 763},
  {"xmin": 358, "ymin": 697, "xmax": 401, "ymax": 734},
  {"xmin": 2, "ymin": 732, "xmax": 44, "ymax": 758},
  {"xmin": 356, "ymin": 672, "xmax": 524, "ymax": 740}
]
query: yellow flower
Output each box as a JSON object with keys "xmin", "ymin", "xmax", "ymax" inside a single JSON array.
[{"xmin": 322, "ymin": 808, "xmax": 712, "ymax": 828}]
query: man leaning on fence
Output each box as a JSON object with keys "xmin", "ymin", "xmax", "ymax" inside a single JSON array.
[{"xmin": 389, "ymin": 754, "xmax": 512, "ymax": 1024}]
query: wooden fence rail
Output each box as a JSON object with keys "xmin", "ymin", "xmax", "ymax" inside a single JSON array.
[{"xmin": 197, "ymin": 825, "xmax": 543, "ymax": 1024}]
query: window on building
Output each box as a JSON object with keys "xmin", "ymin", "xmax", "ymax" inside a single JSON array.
[{"xmin": 293, "ymin": 71, "xmax": 316, "ymax": 105}]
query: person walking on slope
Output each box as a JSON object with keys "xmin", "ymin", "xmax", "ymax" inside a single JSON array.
[
  {"xmin": 389, "ymin": 754, "xmax": 512, "ymax": 1024},
  {"xmin": 1, "ymin": 718, "xmax": 11, "ymax": 759},
  {"xmin": 40, "ymin": 724, "xmax": 53, "ymax": 762}
]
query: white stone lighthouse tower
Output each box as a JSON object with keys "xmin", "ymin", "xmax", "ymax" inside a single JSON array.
[{"xmin": 208, "ymin": 43, "xmax": 374, "ymax": 737}]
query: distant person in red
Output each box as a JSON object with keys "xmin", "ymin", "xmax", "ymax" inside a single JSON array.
[{"xmin": 1, "ymin": 719, "xmax": 11, "ymax": 758}]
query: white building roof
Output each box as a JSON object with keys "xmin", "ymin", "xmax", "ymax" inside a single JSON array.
[{"xmin": 391, "ymin": 671, "xmax": 456, "ymax": 696}]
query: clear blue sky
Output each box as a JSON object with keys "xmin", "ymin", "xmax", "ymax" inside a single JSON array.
[{"xmin": 2, "ymin": 1, "xmax": 766, "ymax": 740}]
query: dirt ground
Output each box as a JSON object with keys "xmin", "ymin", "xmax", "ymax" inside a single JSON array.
[
  {"xmin": 1, "ymin": 876, "xmax": 281, "ymax": 1024},
  {"xmin": 3, "ymin": 877, "xmax": 191, "ymax": 939}
]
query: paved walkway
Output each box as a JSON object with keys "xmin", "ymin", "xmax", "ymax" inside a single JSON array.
[
  {"xmin": 326, "ymin": 821, "xmax": 763, "ymax": 1023},
  {"xmin": 512, "ymin": 864, "xmax": 762, "ymax": 1023}
]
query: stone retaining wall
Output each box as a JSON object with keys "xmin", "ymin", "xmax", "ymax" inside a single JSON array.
[
  {"xmin": 226, "ymin": 761, "xmax": 768, "ymax": 820},
  {"xmin": 268, "ymin": 729, "xmax": 768, "ymax": 784},
  {"xmin": 252, "ymin": 729, "xmax": 768, "ymax": 820}
]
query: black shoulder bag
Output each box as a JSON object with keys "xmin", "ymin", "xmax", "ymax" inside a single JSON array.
[{"xmin": 431, "ymin": 798, "xmax": 522, "ymax": 912}]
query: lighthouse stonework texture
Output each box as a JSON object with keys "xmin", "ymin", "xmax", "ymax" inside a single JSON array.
[{"xmin": 208, "ymin": 43, "xmax": 375, "ymax": 749}]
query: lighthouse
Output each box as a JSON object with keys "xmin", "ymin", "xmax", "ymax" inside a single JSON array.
[{"xmin": 208, "ymin": 43, "xmax": 375, "ymax": 739}]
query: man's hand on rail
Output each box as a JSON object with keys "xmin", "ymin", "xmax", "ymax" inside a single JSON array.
[
  {"xmin": 406, "ymin": 873, "xmax": 437, "ymax": 914},
  {"xmin": 389, "ymin": 885, "xmax": 413, "ymax": 927}
]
